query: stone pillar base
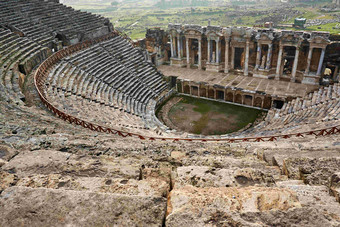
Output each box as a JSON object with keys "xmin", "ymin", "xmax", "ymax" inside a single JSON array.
[
  {"xmin": 170, "ymin": 58, "xmax": 186, "ymax": 67},
  {"xmin": 206, "ymin": 63, "xmax": 223, "ymax": 72},
  {"xmin": 301, "ymin": 73, "xmax": 320, "ymax": 85},
  {"xmin": 253, "ymin": 69, "xmax": 275, "ymax": 79}
]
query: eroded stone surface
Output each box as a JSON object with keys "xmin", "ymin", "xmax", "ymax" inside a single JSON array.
[
  {"xmin": 166, "ymin": 185, "xmax": 305, "ymax": 226},
  {"xmin": 283, "ymin": 157, "xmax": 340, "ymax": 185},
  {"xmin": 174, "ymin": 166, "xmax": 277, "ymax": 188},
  {"xmin": 2, "ymin": 150, "xmax": 142, "ymax": 179},
  {"xmin": 16, "ymin": 174, "xmax": 169, "ymax": 197},
  {"xmin": 0, "ymin": 186, "xmax": 167, "ymax": 227},
  {"xmin": 277, "ymin": 181, "xmax": 340, "ymax": 223},
  {"xmin": 0, "ymin": 171, "xmax": 18, "ymax": 192},
  {"xmin": 330, "ymin": 172, "xmax": 340, "ymax": 203}
]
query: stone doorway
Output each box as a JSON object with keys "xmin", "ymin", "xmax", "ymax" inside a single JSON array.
[
  {"xmin": 191, "ymin": 39, "xmax": 199, "ymax": 65},
  {"xmin": 191, "ymin": 86, "xmax": 199, "ymax": 96},
  {"xmin": 273, "ymin": 100, "xmax": 284, "ymax": 109},
  {"xmin": 234, "ymin": 47, "xmax": 244, "ymax": 70},
  {"xmin": 217, "ymin": 90, "xmax": 224, "ymax": 100},
  {"xmin": 282, "ymin": 46, "xmax": 296, "ymax": 76}
]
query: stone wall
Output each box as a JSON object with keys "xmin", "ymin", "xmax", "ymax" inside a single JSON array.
[{"xmin": 138, "ymin": 25, "xmax": 340, "ymax": 86}]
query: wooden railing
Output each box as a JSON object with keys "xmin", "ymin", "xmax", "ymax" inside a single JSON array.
[{"xmin": 34, "ymin": 32, "xmax": 340, "ymax": 143}]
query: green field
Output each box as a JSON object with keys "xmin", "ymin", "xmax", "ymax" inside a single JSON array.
[
  {"xmin": 65, "ymin": 0, "xmax": 339, "ymax": 39},
  {"xmin": 168, "ymin": 96, "xmax": 264, "ymax": 135}
]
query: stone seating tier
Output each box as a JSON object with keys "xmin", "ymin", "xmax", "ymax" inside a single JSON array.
[
  {"xmin": 0, "ymin": 0, "xmax": 112, "ymax": 47},
  {"xmin": 0, "ymin": 29, "xmax": 49, "ymax": 104}
]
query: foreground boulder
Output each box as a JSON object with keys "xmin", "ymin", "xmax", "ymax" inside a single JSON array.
[{"xmin": 0, "ymin": 186, "xmax": 167, "ymax": 227}]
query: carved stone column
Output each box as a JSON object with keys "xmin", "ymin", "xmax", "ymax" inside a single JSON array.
[
  {"xmin": 291, "ymin": 45, "xmax": 300, "ymax": 82},
  {"xmin": 177, "ymin": 34, "xmax": 181, "ymax": 59},
  {"xmin": 207, "ymin": 38, "xmax": 211, "ymax": 63},
  {"xmin": 275, "ymin": 44, "xmax": 283, "ymax": 80},
  {"xmin": 198, "ymin": 38, "xmax": 202, "ymax": 69},
  {"xmin": 266, "ymin": 43, "xmax": 273, "ymax": 70},
  {"xmin": 225, "ymin": 37, "xmax": 230, "ymax": 73},
  {"xmin": 317, "ymin": 47, "xmax": 326, "ymax": 76},
  {"xmin": 244, "ymin": 40, "xmax": 250, "ymax": 76},
  {"xmin": 305, "ymin": 47, "xmax": 313, "ymax": 75},
  {"xmin": 170, "ymin": 34, "xmax": 174, "ymax": 58},
  {"xmin": 216, "ymin": 39, "xmax": 220, "ymax": 63},
  {"xmin": 186, "ymin": 37, "xmax": 190, "ymax": 68},
  {"xmin": 173, "ymin": 35, "xmax": 177, "ymax": 57},
  {"xmin": 255, "ymin": 44, "xmax": 262, "ymax": 70}
]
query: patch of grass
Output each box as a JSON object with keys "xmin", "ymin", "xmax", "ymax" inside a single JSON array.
[
  {"xmin": 170, "ymin": 95, "xmax": 265, "ymax": 135},
  {"xmin": 130, "ymin": 30, "xmax": 147, "ymax": 40},
  {"xmin": 307, "ymin": 23, "xmax": 340, "ymax": 34}
]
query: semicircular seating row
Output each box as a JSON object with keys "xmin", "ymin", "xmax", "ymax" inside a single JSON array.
[
  {"xmin": 0, "ymin": 0, "xmax": 111, "ymax": 47},
  {"xmin": 44, "ymin": 35, "xmax": 174, "ymax": 137},
  {"xmin": 226, "ymin": 84, "xmax": 340, "ymax": 139},
  {"xmin": 0, "ymin": 28, "xmax": 49, "ymax": 104}
]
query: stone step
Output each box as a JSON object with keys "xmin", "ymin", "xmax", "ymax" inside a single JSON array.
[{"xmin": 0, "ymin": 186, "xmax": 166, "ymax": 227}]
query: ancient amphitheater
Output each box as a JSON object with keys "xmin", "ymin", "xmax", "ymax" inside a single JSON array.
[{"xmin": 0, "ymin": 0, "xmax": 340, "ymax": 226}]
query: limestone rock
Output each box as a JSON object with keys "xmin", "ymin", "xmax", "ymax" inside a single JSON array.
[
  {"xmin": 170, "ymin": 151, "xmax": 186, "ymax": 160},
  {"xmin": 0, "ymin": 186, "xmax": 167, "ymax": 227},
  {"xmin": 330, "ymin": 172, "xmax": 340, "ymax": 203},
  {"xmin": 260, "ymin": 147, "xmax": 340, "ymax": 167},
  {"xmin": 0, "ymin": 144, "xmax": 18, "ymax": 161},
  {"xmin": 166, "ymin": 185, "xmax": 301, "ymax": 226},
  {"xmin": 174, "ymin": 166, "xmax": 276, "ymax": 188},
  {"xmin": 2, "ymin": 150, "xmax": 141, "ymax": 179},
  {"xmin": 277, "ymin": 180, "xmax": 340, "ymax": 222},
  {"xmin": 16, "ymin": 174, "xmax": 169, "ymax": 197},
  {"xmin": 0, "ymin": 158, "xmax": 6, "ymax": 167},
  {"xmin": 283, "ymin": 157, "xmax": 340, "ymax": 185},
  {"xmin": 238, "ymin": 207, "xmax": 338, "ymax": 227},
  {"xmin": 0, "ymin": 171, "xmax": 18, "ymax": 192}
]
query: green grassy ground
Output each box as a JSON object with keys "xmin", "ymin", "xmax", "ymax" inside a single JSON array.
[
  {"xmin": 307, "ymin": 23, "xmax": 340, "ymax": 34},
  {"xmin": 169, "ymin": 96, "xmax": 264, "ymax": 135},
  {"xmin": 66, "ymin": 1, "xmax": 338, "ymax": 39}
]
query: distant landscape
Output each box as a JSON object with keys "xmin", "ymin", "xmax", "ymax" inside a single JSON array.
[{"xmin": 63, "ymin": 0, "xmax": 340, "ymax": 40}]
